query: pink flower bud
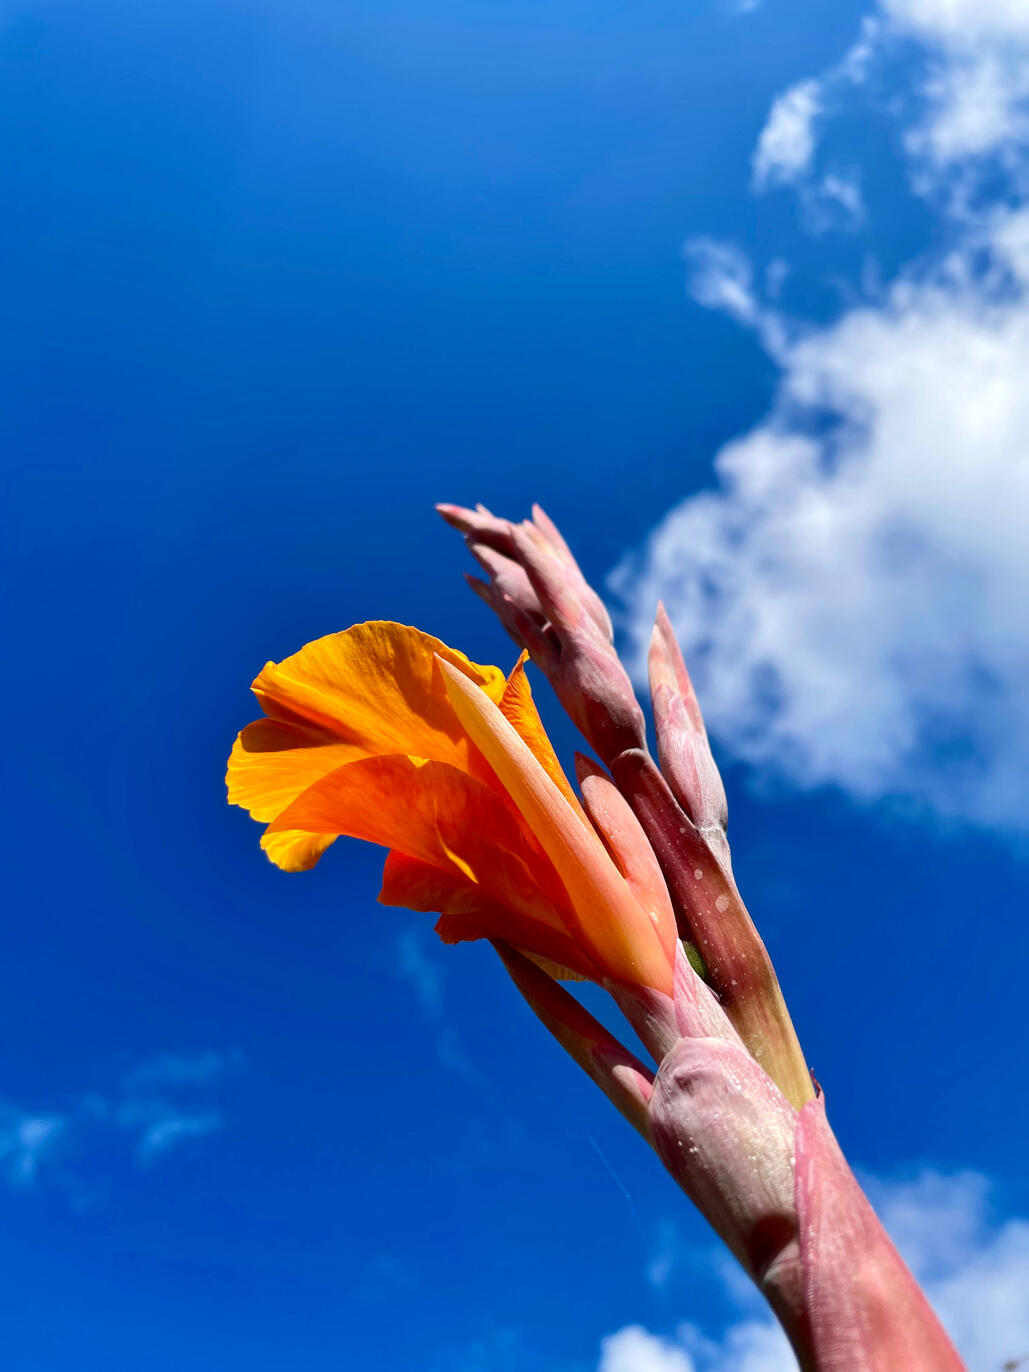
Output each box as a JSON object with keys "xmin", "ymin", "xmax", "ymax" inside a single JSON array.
[
  {"xmin": 649, "ymin": 603, "xmax": 728, "ymax": 841},
  {"xmin": 438, "ymin": 502, "xmax": 647, "ymax": 762},
  {"xmin": 648, "ymin": 1036, "xmax": 808, "ymax": 1358}
]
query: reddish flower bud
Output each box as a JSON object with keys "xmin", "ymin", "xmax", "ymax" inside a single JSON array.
[
  {"xmin": 648, "ymin": 1036, "xmax": 809, "ymax": 1360},
  {"xmin": 649, "ymin": 602, "xmax": 728, "ymax": 843},
  {"xmin": 438, "ymin": 502, "xmax": 647, "ymax": 762}
]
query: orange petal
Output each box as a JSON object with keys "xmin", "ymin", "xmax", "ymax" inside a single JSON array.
[
  {"xmin": 438, "ymin": 658, "xmax": 674, "ymax": 993},
  {"xmin": 434, "ymin": 912, "xmax": 601, "ymax": 981},
  {"xmin": 229, "ymin": 621, "xmax": 507, "ymax": 829},
  {"xmin": 266, "ymin": 755, "xmax": 570, "ymax": 934},
  {"xmin": 379, "ymin": 852, "xmax": 600, "ymax": 978},
  {"xmin": 378, "ymin": 849, "xmax": 478, "ymax": 914},
  {"xmin": 499, "ymin": 653, "xmax": 589, "ymax": 824}
]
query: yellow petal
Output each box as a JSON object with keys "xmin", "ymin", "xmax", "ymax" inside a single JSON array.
[
  {"xmin": 228, "ymin": 621, "xmax": 507, "ymax": 829},
  {"xmin": 260, "ymin": 830, "xmax": 337, "ymax": 872},
  {"xmin": 228, "ymin": 716, "xmax": 361, "ymax": 824},
  {"xmin": 253, "ymin": 621, "xmax": 505, "ymax": 755}
]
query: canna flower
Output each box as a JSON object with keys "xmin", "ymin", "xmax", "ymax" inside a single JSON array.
[
  {"xmin": 227, "ymin": 620, "xmax": 676, "ymax": 994},
  {"xmin": 226, "ymin": 521, "xmax": 967, "ymax": 1372}
]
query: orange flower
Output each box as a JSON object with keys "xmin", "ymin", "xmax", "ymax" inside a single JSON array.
[{"xmin": 227, "ymin": 621, "xmax": 675, "ymax": 992}]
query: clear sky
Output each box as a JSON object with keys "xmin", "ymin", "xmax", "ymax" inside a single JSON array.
[{"xmin": 3, "ymin": 3, "xmax": 1028, "ymax": 1370}]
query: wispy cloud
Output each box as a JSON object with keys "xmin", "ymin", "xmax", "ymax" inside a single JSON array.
[
  {"xmin": 113, "ymin": 1048, "xmax": 244, "ymax": 1165},
  {"xmin": 750, "ymin": 18, "xmax": 877, "ymax": 229},
  {"xmin": 391, "ymin": 928, "xmax": 492, "ymax": 1090},
  {"xmin": 394, "ymin": 928, "xmax": 446, "ymax": 1022},
  {"xmin": 597, "ymin": 1170, "xmax": 1029, "ymax": 1371},
  {"xmin": 0, "ymin": 1049, "xmax": 243, "ymax": 1194},
  {"xmin": 0, "ymin": 1107, "xmax": 66, "ymax": 1188},
  {"xmin": 752, "ymin": 80, "xmax": 823, "ymax": 189}
]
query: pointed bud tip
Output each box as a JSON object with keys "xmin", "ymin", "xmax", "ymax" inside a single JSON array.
[
  {"xmin": 648, "ymin": 604, "xmax": 704, "ymax": 735},
  {"xmin": 464, "ymin": 573, "xmax": 494, "ymax": 602},
  {"xmin": 436, "ymin": 501, "xmax": 471, "ymax": 528},
  {"xmin": 648, "ymin": 603, "xmax": 679, "ymax": 677},
  {"xmin": 530, "ymin": 503, "xmax": 575, "ymax": 562}
]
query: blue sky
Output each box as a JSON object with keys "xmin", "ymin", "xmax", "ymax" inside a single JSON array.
[{"xmin": 3, "ymin": 2, "xmax": 1029, "ymax": 1369}]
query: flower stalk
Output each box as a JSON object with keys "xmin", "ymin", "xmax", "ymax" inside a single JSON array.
[{"xmin": 226, "ymin": 503, "xmax": 967, "ymax": 1371}]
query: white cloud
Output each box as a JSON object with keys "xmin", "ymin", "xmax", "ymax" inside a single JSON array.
[
  {"xmin": 621, "ymin": 215, "xmax": 1029, "ymax": 829},
  {"xmin": 0, "ymin": 1108, "xmax": 66, "ymax": 1187},
  {"xmin": 394, "ymin": 929, "xmax": 446, "ymax": 1021},
  {"xmin": 750, "ymin": 21, "xmax": 878, "ymax": 203},
  {"xmin": 599, "ymin": 1327, "xmax": 696, "ymax": 1372},
  {"xmin": 752, "ymin": 82, "xmax": 822, "ymax": 188},
  {"xmin": 687, "ymin": 1322, "xmax": 794, "ymax": 1372},
  {"xmin": 115, "ymin": 1099, "xmax": 223, "ymax": 1164},
  {"xmin": 873, "ymin": 1171, "xmax": 1029, "ymax": 1370},
  {"xmin": 991, "ymin": 204, "xmax": 1029, "ymax": 282},
  {"xmin": 598, "ymin": 1321, "xmax": 794, "ymax": 1372},
  {"xmin": 749, "ymin": 0, "xmax": 1029, "ymax": 215},
  {"xmin": 909, "ymin": 51, "xmax": 1029, "ymax": 167},
  {"xmin": 0, "ymin": 1049, "xmax": 241, "ymax": 1192},
  {"xmin": 880, "ymin": 0, "xmax": 1029, "ymax": 47},
  {"xmin": 391, "ymin": 929, "xmax": 494, "ymax": 1089},
  {"xmin": 114, "ymin": 1049, "xmax": 242, "ymax": 1164},
  {"xmin": 815, "ymin": 171, "xmax": 864, "ymax": 224},
  {"xmin": 684, "ymin": 240, "xmax": 786, "ymax": 355},
  {"xmin": 598, "ymin": 1172, "xmax": 1029, "ymax": 1372}
]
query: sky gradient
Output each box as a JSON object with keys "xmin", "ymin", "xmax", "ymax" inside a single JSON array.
[{"xmin": 3, "ymin": 3, "xmax": 1028, "ymax": 1370}]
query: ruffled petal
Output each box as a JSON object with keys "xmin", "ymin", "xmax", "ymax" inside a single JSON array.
[
  {"xmin": 229, "ymin": 621, "xmax": 507, "ymax": 830},
  {"xmin": 252, "ymin": 621, "xmax": 506, "ymax": 758},
  {"xmin": 265, "ymin": 756, "xmax": 570, "ymax": 933}
]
